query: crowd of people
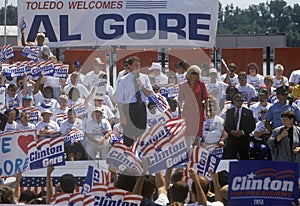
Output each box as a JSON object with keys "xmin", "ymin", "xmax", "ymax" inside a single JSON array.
[{"xmin": 1, "ymin": 30, "xmax": 300, "ymax": 205}]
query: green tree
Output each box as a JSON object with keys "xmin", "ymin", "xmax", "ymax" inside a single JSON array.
[{"xmin": 0, "ymin": 5, "xmax": 17, "ymax": 25}]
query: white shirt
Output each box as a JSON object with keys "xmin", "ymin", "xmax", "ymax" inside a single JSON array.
[
  {"xmin": 203, "ymin": 115, "xmax": 224, "ymax": 144},
  {"xmin": 66, "ymin": 73, "xmax": 85, "ymax": 85},
  {"xmin": 85, "ymin": 119, "xmax": 111, "ymax": 139},
  {"xmin": 289, "ymin": 70, "xmax": 300, "ymax": 85},
  {"xmin": 84, "ymin": 70, "xmax": 105, "ymax": 91},
  {"xmin": 177, "ymin": 73, "xmax": 187, "ymax": 84},
  {"xmin": 86, "ymin": 104, "xmax": 115, "ymax": 122},
  {"xmin": 59, "ymin": 118, "xmax": 83, "ymax": 134},
  {"xmin": 17, "ymin": 122, "xmax": 36, "ymax": 131},
  {"xmin": 115, "ymin": 72, "xmax": 152, "ymax": 104},
  {"xmin": 249, "ymin": 102, "xmax": 271, "ymax": 121},
  {"xmin": 206, "ymin": 81, "xmax": 226, "ymax": 103},
  {"xmin": 247, "ymin": 74, "xmax": 265, "ymax": 91},
  {"xmin": 220, "ymin": 73, "xmax": 239, "ymax": 86},
  {"xmin": 4, "ymin": 121, "xmax": 18, "ymax": 132},
  {"xmin": 64, "ymin": 83, "xmax": 90, "ymax": 99},
  {"xmin": 36, "ymin": 120, "xmax": 60, "ymax": 135},
  {"xmin": 153, "ymin": 72, "xmax": 168, "ymax": 85},
  {"xmin": 34, "ymin": 91, "xmax": 58, "ymax": 109},
  {"xmin": 272, "ymin": 75, "xmax": 289, "ymax": 88},
  {"xmin": 236, "ymin": 83, "xmax": 257, "ymax": 102}
]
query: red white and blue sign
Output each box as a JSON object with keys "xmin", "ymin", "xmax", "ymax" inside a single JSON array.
[{"xmin": 228, "ymin": 161, "xmax": 299, "ymax": 206}]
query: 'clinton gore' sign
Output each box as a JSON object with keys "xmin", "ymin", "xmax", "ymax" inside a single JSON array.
[
  {"xmin": 228, "ymin": 161, "xmax": 299, "ymax": 206},
  {"xmin": 18, "ymin": 0, "xmax": 219, "ymax": 47}
]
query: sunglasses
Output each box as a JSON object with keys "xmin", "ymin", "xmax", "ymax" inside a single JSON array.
[{"xmin": 191, "ymin": 72, "xmax": 199, "ymax": 75}]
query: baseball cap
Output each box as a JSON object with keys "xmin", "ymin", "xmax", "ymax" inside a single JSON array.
[
  {"xmin": 287, "ymin": 93, "xmax": 294, "ymax": 100},
  {"xmin": 73, "ymin": 61, "xmax": 82, "ymax": 68},
  {"xmin": 37, "ymin": 32, "xmax": 45, "ymax": 37},
  {"xmin": 258, "ymin": 88, "xmax": 268, "ymax": 96},
  {"xmin": 41, "ymin": 109, "xmax": 53, "ymax": 115},
  {"xmin": 175, "ymin": 61, "xmax": 187, "ymax": 69},
  {"xmin": 149, "ymin": 62, "xmax": 162, "ymax": 71},
  {"xmin": 276, "ymin": 85, "xmax": 288, "ymax": 95},
  {"xmin": 209, "ymin": 68, "xmax": 218, "ymax": 74},
  {"xmin": 22, "ymin": 95, "xmax": 32, "ymax": 101}
]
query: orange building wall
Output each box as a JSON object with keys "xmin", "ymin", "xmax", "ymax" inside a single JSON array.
[{"xmin": 221, "ymin": 48, "xmax": 264, "ymax": 75}]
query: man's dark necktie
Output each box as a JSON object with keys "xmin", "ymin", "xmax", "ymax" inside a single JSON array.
[
  {"xmin": 134, "ymin": 74, "xmax": 143, "ymax": 104},
  {"xmin": 233, "ymin": 108, "xmax": 240, "ymax": 130}
]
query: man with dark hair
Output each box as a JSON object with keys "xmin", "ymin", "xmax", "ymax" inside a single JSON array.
[
  {"xmin": 222, "ymin": 93, "xmax": 256, "ymax": 160},
  {"xmin": 59, "ymin": 174, "xmax": 76, "ymax": 193},
  {"xmin": 168, "ymin": 181, "xmax": 189, "ymax": 203},
  {"xmin": 115, "ymin": 56, "xmax": 152, "ymax": 147},
  {"xmin": 175, "ymin": 60, "xmax": 187, "ymax": 83}
]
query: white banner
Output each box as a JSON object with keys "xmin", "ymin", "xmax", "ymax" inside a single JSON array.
[{"xmin": 18, "ymin": 0, "xmax": 219, "ymax": 47}]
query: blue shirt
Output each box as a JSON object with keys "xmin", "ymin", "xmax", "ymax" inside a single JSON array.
[{"xmin": 265, "ymin": 101, "xmax": 300, "ymax": 129}]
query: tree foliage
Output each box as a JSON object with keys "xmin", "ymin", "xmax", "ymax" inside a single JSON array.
[
  {"xmin": 219, "ymin": 0, "xmax": 300, "ymax": 46},
  {"xmin": 1, "ymin": 1, "xmax": 300, "ymax": 46},
  {"xmin": 0, "ymin": 5, "xmax": 17, "ymax": 25}
]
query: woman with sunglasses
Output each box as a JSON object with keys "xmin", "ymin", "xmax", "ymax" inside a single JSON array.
[
  {"xmin": 178, "ymin": 65, "xmax": 210, "ymax": 147},
  {"xmin": 17, "ymin": 112, "xmax": 36, "ymax": 131}
]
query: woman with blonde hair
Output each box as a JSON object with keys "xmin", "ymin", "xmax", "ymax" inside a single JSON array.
[
  {"xmin": 178, "ymin": 65, "xmax": 210, "ymax": 146},
  {"xmin": 202, "ymin": 95, "xmax": 228, "ymax": 149}
]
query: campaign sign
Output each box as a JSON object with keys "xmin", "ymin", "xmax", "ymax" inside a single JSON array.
[
  {"xmin": 148, "ymin": 93, "xmax": 169, "ymax": 113},
  {"xmin": 41, "ymin": 62, "xmax": 55, "ymax": 76},
  {"xmin": 81, "ymin": 165, "xmax": 112, "ymax": 194},
  {"xmin": 147, "ymin": 138, "xmax": 188, "ymax": 174},
  {"xmin": 160, "ymin": 84, "xmax": 179, "ymax": 99},
  {"xmin": 4, "ymin": 45, "xmax": 15, "ymax": 59},
  {"xmin": 72, "ymin": 103, "xmax": 88, "ymax": 118},
  {"xmin": 0, "ymin": 86, "xmax": 5, "ymax": 110},
  {"xmin": 64, "ymin": 130, "xmax": 85, "ymax": 147},
  {"xmin": 228, "ymin": 161, "xmax": 299, "ymax": 206},
  {"xmin": 31, "ymin": 64, "xmax": 43, "ymax": 77},
  {"xmin": 54, "ymin": 64, "xmax": 69, "ymax": 78},
  {"xmin": 106, "ymin": 142, "xmax": 143, "ymax": 176},
  {"xmin": 22, "ymin": 46, "xmax": 39, "ymax": 61},
  {"xmin": 22, "ymin": 107, "xmax": 40, "ymax": 124},
  {"xmin": 188, "ymin": 146, "xmax": 221, "ymax": 181},
  {"xmin": 0, "ymin": 130, "xmax": 35, "ymax": 177},
  {"xmin": 27, "ymin": 137, "xmax": 65, "ymax": 170}
]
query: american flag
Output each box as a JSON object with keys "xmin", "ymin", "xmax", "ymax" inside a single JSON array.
[
  {"xmin": 20, "ymin": 176, "xmax": 86, "ymax": 194},
  {"xmin": 126, "ymin": 0, "xmax": 167, "ymax": 9}
]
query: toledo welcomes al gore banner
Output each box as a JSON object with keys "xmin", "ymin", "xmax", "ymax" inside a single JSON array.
[{"xmin": 18, "ymin": 0, "xmax": 219, "ymax": 47}]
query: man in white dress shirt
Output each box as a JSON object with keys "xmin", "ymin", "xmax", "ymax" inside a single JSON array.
[{"xmin": 115, "ymin": 56, "xmax": 152, "ymax": 146}]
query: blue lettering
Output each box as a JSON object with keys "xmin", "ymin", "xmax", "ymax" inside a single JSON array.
[
  {"xmin": 127, "ymin": 14, "xmax": 156, "ymax": 39},
  {"xmin": 27, "ymin": 15, "xmax": 58, "ymax": 42},
  {"xmin": 95, "ymin": 14, "xmax": 124, "ymax": 39},
  {"xmin": 1, "ymin": 137, "xmax": 12, "ymax": 154},
  {"xmin": 4, "ymin": 160, "xmax": 13, "ymax": 176},
  {"xmin": 189, "ymin": 14, "xmax": 210, "ymax": 41},
  {"xmin": 60, "ymin": 15, "xmax": 81, "ymax": 41},
  {"xmin": 159, "ymin": 14, "xmax": 186, "ymax": 39}
]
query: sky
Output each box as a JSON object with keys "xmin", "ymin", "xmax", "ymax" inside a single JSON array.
[{"xmin": 1, "ymin": 0, "xmax": 299, "ymax": 8}]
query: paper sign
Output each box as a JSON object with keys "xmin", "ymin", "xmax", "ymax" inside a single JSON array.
[
  {"xmin": 0, "ymin": 130, "xmax": 35, "ymax": 177},
  {"xmin": 27, "ymin": 137, "xmax": 65, "ymax": 170},
  {"xmin": 228, "ymin": 161, "xmax": 299, "ymax": 206}
]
